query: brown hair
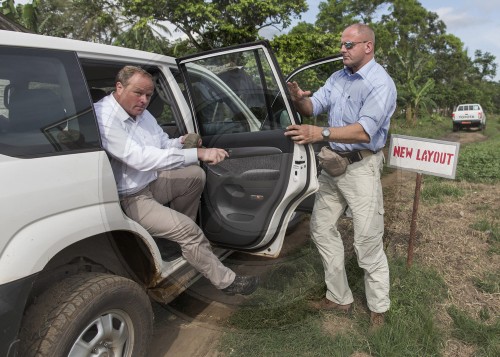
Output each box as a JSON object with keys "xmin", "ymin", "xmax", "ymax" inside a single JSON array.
[{"xmin": 115, "ymin": 66, "xmax": 153, "ymax": 87}]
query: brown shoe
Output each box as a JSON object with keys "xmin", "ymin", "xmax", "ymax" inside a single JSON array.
[
  {"xmin": 370, "ymin": 312, "xmax": 385, "ymax": 331},
  {"xmin": 309, "ymin": 298, "xmax": 352, "ymax": 314}
]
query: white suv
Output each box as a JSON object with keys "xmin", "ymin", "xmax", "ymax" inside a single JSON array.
[{"xmin": 0, "ymin": 30, "xmax": 344, "ymax": 356}]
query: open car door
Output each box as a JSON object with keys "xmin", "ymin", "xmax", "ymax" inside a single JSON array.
[
  {"xmin": 285, "ymin": 54, "xmax": 345, "ymax": 213},
  {"xmin": 176, "ymin": 41, "xmax": 318, "ymax": 258}
]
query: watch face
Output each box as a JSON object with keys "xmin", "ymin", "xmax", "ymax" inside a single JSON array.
[{"xmin": 322, "ymin": 129, "xmax": 330, "ymax": 138}]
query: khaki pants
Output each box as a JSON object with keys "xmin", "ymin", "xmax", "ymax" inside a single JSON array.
[
  {"xmin": 120, "ymin": 165, "xmax": 235, "ymax": 289},
  {"xmin": 310, "ymin": 151, "xmax": 390, "ymax": 313}
]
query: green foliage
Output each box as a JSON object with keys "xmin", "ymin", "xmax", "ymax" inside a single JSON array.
[
  {"xmin": 271, "ymin": 22, "xmax": 339, "ymax": 77},
  {"xmin": 447, "ymin": 306, "xmax": 500, "ymax": 357},
  {"xmin": 120, "ymin": 0, "xmax": 308, "ymax": 51}
]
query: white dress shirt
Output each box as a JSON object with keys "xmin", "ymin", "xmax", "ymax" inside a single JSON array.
[{"xmin": 95, "ymin": 94, "xmax": 198, "ymax": 197}]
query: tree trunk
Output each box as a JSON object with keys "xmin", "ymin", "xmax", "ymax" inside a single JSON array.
[{"xmin": 405, "ymin": 103, "xmax": 415, "ymax": 125}]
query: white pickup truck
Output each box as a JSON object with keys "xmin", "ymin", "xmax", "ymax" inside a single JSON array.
[{"xmin": 452, "ymin": 103, "xmax": 486, "ymax": 132}]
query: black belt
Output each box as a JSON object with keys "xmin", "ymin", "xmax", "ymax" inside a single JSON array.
[{"xmin": 334, "ymin": 149, "xmax": 378, "ymax": 164}]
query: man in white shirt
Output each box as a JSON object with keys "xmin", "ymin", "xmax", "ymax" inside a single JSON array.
[{"xmin": 95, "ymin": 65, "xmax": 258, "ymax": 295}]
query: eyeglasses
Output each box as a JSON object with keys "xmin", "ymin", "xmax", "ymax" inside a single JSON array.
[{"xmin": 340, "ymin": 41, "xmax": 369, "ymax": 49}]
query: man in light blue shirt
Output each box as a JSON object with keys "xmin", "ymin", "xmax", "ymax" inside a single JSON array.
[
  {"xmin": 95, "ymin": 66, "xmax": 258, "ymax": 296},
  {"xmin": 285, "ymin": 23, "xmax": 396, "ymax": 328}
]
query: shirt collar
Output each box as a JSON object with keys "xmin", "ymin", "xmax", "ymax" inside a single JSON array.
[
  {"xmin": 108, "ymin": 93, "xmax": 137, "ymax": 123},
  {"xmin": 343, "ymin": 58, "xmax": 376, "ymax": 79}
]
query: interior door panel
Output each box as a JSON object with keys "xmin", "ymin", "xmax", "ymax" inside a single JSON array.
[{"xmin": 200, "ymin": 130, "xmax": 293, "ymax": 247}]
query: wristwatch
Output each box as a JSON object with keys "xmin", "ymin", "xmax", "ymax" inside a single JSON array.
[{"xmin": 321, "ymin": 127, "xmax": 331, "ymax": 141}]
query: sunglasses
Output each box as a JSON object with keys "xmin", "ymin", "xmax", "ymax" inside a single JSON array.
[{"xmin": 340, "ymin": 41, "xmax": 369, "ymax": 49}]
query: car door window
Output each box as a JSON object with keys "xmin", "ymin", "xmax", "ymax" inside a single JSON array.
[
  {"xmin": 175, "ymin": 49, "xmax": 291, "ymax": 136},
  {"xmin": 80, "ymin": 60, "xmax": 184, "ymax": 139},
  {"xmin": 0, "ymin": 47, "xmax": 100, "ymax": 157},
  {"xmin": 286, "ymin": 54, "xmax": 345, "ymax": 129}
]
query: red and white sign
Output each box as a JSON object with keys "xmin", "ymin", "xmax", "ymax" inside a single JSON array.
[{"xmin": 387, "ymin": 135, "xmax": 460, "ymax": 179}]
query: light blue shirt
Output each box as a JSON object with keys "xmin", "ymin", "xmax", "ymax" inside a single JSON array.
[
  {"xmin": 95, "ymin": 94, "xmax": 198, "ymax": 197},
  {"xmin": 311, "ymin": 58, "xmax": 397, "ymax": 152}
]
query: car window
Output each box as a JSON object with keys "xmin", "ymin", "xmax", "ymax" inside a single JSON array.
[
  {"xmin": 81, "ymin": 61, "xmax": 182, "ymax": 138},
  {"xmin": 177, "ymin": 49, "xmax": 290, "ymax": 135},
  {"xmin": 457, "ymin": 106, "xmax": 464, "ymax": 111},
  {"xmin": 472, "ymin": 105, "xmax": 479, "ymax": 110},
  {"xmin": 286, "ymin": 56, "xmax": 344, "ymax": 128},
  {"xmin": 0, "ymin": 47, "xmax": 100, "ymax": 157}
]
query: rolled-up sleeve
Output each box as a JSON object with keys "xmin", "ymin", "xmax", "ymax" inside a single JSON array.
[{"xmin": 357, "ymin": 81, "xmax": 397, "ymax": 141}]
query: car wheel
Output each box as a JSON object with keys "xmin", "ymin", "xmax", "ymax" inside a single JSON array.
[
  {"xmin": 452, "ymin": 123, "xmax": 459, "ymax": 132},
  {"xmin": 19, "ymin": 273, "xmax": 153, "ymax": 357}
]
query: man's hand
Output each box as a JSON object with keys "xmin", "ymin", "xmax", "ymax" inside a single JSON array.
[
  {"xmin": 197, "ymin": 148, "xmax": 228, "ymax": 165},
  {"xmin": 181, "ymin": 133, "xmax": 202, "ymax": 148},
  {"xmin": 287, "ymin": 81, "xmax": 313, "ymax": 116},
  {"xmin": 284, "ymin": 124, "xmax": 323, "ymax": 145},
  {"xmin": 287, "ymin": 81, "xmax": 312, "ymax": 102}
]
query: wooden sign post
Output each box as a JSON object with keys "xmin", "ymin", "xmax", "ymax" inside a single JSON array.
[{"xmin": 387, "ymin": 135, "xmax": 460, "ymax": 267}]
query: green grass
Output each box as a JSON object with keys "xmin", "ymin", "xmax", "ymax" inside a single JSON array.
[
  {"xmin": 471, "ymin": 219, "xmax": 499, "ymax": 242},
  {"xmin": 447, "ymin": 306, "xmax": 500, "ymax": 357},
  {"xmin": 457, "ymin": 114, "xmax": 500, "ymax": 184},
  {"xmin": 456, "ymin": 140, "xmax": 500, "ymax": 183},
  {"xmin": 472, "ymin": 271, "xmax": 500, "ymax": 294},
  {"xmin": 421, "ymin": 176, "xmax": 465, "ymax": 203},
  {"xmin": 219, "ymin": 249, "xmax": 446, "ymax": 357},
  {"xmin": 470, "ymin": 208, "xmax": 500, "ymax": 255},
  {"xmin": 389, "ymin": 115, "xmax": 450, "ymax": 139}
]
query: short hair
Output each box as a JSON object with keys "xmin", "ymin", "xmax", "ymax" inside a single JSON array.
[
  {"xmin": 115, "ymin": 66, "xmax": 153, "ymax": 87},
  {"xmin": 346, "ymin": 23, "xmax": 375, "ymax": 46}
]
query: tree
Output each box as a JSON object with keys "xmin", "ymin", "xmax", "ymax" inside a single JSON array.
[
  {"xmin": 392, "ymin": 46, "xmax": 435, "ymax": 124},
  {"xmin": 472, "ymin": 50, "xmax": 497, "ymax": 81},
  {"xmin": 271, "ymin": 22, "xmax": 338, "ymax": 77},
  {"xmin": 119, "ymin": 0, "xmax": 308, "ymax": 51},
  {"xmin": 1, "ymin": 0, "xmax": 33, "ymax": 30},
  {"xmin": 377, "ymin": 0, "xmax": 447, "ymax": 122},
  {"xmin": 316, "ymin": 0, "xmax": 385, "ymax": 35}
]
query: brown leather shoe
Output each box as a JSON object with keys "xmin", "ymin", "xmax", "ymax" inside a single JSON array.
[
  {"xmin": 309, "ymin": 298, "xmax": 352, "ymax": 314},
  {"xmin": 370, "ymin": 312, "xmax": 385, "ymax": 331}
]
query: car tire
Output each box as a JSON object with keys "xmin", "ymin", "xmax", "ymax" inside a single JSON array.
[
  {"xmin": 18, "ymin": 273, "xmax": 153, "ymax": 357},
  {"xmin": 452, "ymin": 123, "xmax": 459, "ymax": 132}
]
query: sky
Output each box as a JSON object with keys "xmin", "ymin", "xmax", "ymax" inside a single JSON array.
[{"xmin": 285, "ymin": 0, "xmax": 500, "ymax": 81}]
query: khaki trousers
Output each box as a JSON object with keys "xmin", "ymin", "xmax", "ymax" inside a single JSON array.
[
  {"xmin": 310, "ymin": 151, "xmax": 390, "ymax": 313},
  {"xmin": 120, "ymin": 165, "xmax": 235, "ymax": 289}
]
